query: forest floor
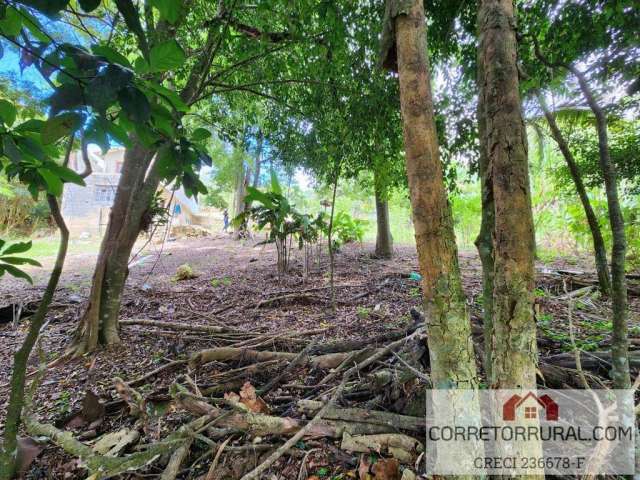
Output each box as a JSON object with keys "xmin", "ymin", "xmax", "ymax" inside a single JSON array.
[{"xmin": 1, "ymin": 233, "xmax": 639, "ymax": 479}]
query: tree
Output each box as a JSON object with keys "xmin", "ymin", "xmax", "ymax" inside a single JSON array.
[
  {"xmin": 478, "ymin": 0, "xmax": 538, "ymax": 389},
  {"xmin": 520, "ymin": 0, "xmax": 639, "ymax": 389},
  {"xmin": 381, "ymin": 0, "xmax": 478, "ymax": 389},
  {"xmin": 533, "ymin": 91, "xmax": 612, "ymax": 295},
  {"xmin": 0, "ymin": 106, "xmax": 91, "ymax": 479}
]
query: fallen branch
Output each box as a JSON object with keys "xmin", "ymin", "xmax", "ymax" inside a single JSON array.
[{"xmin": 120, "ymin": 319, "xmax": 231, "ymax": 334}]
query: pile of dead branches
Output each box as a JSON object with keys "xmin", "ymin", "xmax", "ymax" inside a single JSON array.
[{"xmin": 23, "ymin": 315, "xmax": 428, "ymax": 479}]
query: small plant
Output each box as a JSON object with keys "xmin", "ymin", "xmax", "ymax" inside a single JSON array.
[
  {"xmin": 56, "ymin": 391, "xmax": 72, "ymax": 415},
  {"xmin": 328, "ymin": 211, "xmax": 368, "ymax": 249},
  {"xmin": 409, "ymin": 287, "xmax": 421, "ymax": 298},
  {"xmin": 537, "ymin": 312, "xmax": 553, "ymax": 325},
  {"xmin": 174, "ymin": 264, "xmax": 198, "ymax": 281},
  {"xmin": 210, "ymin": 276, "xmax": 231, "ymax": 287},
  {"xmin": 356, "ymin": 306, "xmax": 370, "ymax": 319}
]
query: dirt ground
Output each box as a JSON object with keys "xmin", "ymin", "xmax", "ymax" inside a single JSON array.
[{"xmin": 1, "ymin": 234, "xmax": 639, "ymax": 478}]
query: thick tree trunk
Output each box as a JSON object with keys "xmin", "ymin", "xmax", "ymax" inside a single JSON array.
[
  {"xmin": 71, "ymin": 144, "xmax": 159, "ymax": 355},
  {"xmin": 252, "ymin": 131, "xmax": 263, "ymax": 189},
  {"xmin": 0, "ymin": 197, "xmax": 68, "ymax": 480},
  {"xmin": 374, "ymin": 178, "xmax": 393, "ymax": 259},
  {"xmin": 394, "ymin": 0, "xmax": 477, "ymax": 389},
  {"xmin": 569, "ymin": 69, "xmax": 630, "ymax": 389},
  {"xmin": 478, "ymin": 0, "xmax": 537, "ymax": 389},
  {"xmin": 474, "ymin": 40, "xmax": 495, "ymax": 381},
  {"xmin": 535, "ymin": 91, "xmax": 612, "ymax": 296}
]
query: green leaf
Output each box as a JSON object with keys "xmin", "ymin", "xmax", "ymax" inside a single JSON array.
[
  {"xmin": 118, "ymin": 86, "xmax": 151, "ymax": 123},
  {"xmin": 18, "ymin": 8, "xmax": 49, "ymax": 42},
  {"xmin": 14, "ymin": 119, "xmax": 45, "ymax": 133},
  {"xmin": 114, "ymin": 0, "xmax": 148, "ymax": 55},
  {"xmin": 0, "ymin": 7, "xmax": 22, "ymax": 37},
  {"xmin": 101, "ymin": 118, "xmax": 132, "ymax": 147},
  {"xmin": 270, "ymin": 170, "xmax": 282, "ymax": 195},
  {"xmin": 141, "ymin": 81, "xmax": 188, "ymax": 112},
  {"xmin": 3, "ymin": 241, "xmax": 32, "ymax": 255},
  {"xmin": 91, "ymin": 45, "xmax": 132, "ymax": 68},
  {"xmin": 41, "ymin": 112, "xmax": 83, "ymax": 144},
  {"xmin": 149, "ymin": 40, "xmax": 186, "ymax": 72},
  {"xmin": 78, "ymin": 0, "xmax": 101, "ymax": 12},
  {"xmin": 149, "ymin": 0, "xmax": 182, "ymax": 24},
  {"xmin": 38, "ymin": 167, "xmax": 64, "ymax": 196},
  {"xmin": 0, "ymin": 263, "xmax": 33, "ymax": 284},
  {"xmin": 2, "ymin": 135, "xmax": 21, "ymax": 163},
  {"xmin": 45, "ymin": 162, "xmax": 86, "ymax": 186},
  {"xmin": 0, "ymin": 256, "xmax": 41, "ymax": 266},
  {"xmin": 0, "ymin": 99, "xmax": 16, "ymax": 126},
  {"xmin": 191, "ymin": 128, "xmax": 211, "ymax": 142}
]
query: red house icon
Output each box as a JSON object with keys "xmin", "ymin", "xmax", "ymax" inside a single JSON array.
[{"xmin": 503, "ymin": 392, "xmax": 559, "ymax": 421}]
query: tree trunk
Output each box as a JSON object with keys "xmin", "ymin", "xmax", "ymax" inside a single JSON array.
[
  {"xmin": 0, "ymin": 197, "xmax": 68, "ymax": 480},
  {"xmin": 569, "ymin": 68, "xmax": 630, "ymax": 389},
  {"xmin": 252, "ymin": 131, "xmax": 263, "ymax": 189},
  {"xmin": 535, "ymin": 90, "xmax": 612, "ymax": 296},
  {"xmin": 71, "ymin": 144, "xmax": 159, "ymax": 355},
  {"xmin": 478, "ymin": 0, "xmax": 537, "ymax": 389},
  {"xmin": 374, "ymin": 177, "xmax": 393, "ymax": 259},
  {"xmin": 232, "ymin": 155, "xmax": 249, "ymax": 239},
  {"xmin": 474, "ymin": 36, "xmax": 495, "ymax": 381},
  {"xmin": 393, "ymin": 0, "xmax": 478, "ymax": 389}
]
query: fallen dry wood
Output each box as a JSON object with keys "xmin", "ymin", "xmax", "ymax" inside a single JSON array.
[
  {"xmin": 296, "ymin": 400, "xmax": 424, "ymax": 432},
  {"xmin": 24, "ymin": 414, "xmax": 186, "ymax": 477},
  {"xmin": 340, "ymin": 431, "xmax": 423, "ymax": 463},
  {"xmin": 120, "ymin": 319, "xmax": 231, "ymax": 334},
  {"xmin": 543, "ymin": 350, "xmax": 640, "ymax": 372},
  {"xmin": 188, "ymin": 346, "xmax": 383, "ymax": 371}
]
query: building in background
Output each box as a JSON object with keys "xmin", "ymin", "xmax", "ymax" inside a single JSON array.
[{"xmin": 61, "ymin": 147, "xmax": 211, "ymax": 237}]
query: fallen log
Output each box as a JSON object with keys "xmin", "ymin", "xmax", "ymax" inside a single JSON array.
[
  {"xmin": 188, "ymin": 346, "xmax": 384, "ymax": 371},
  {"xmin": 296, "ymin": 400, "xmax": 424, "ymax": 432},
  {"xmin": 175, "ymin": 393, "xmax": 405, "ymax": 439},
  {"xmin": 120, "ymin": 319, "xmax": 230, "ymax": 334},
  {"xmin": 543, "ymin": 350, "xmax": 640, "ymax": 372}
]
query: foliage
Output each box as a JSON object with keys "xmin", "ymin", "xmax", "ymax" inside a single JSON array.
[
  {"xmin": 236, "ymin": 173, "xmax": 326, "ymax": 274},
  {"xmin": 329, "ymin": 211, "xmax": 368, "ymax": 249},
  {"xmin": 0, "ymin": 239, "xmax": 41, "ymax": 284}
]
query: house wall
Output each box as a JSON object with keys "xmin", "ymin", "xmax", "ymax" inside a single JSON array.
[{"xmin": 61, "ymin": 148, "xmax": 209, "ymax": 236}]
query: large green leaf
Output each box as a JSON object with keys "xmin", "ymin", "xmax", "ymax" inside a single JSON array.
[
  {"xmin": 2, "ymin": 135, "xmax": 21, "ymax": 163},
  {"xmin": 0, "ymin": 7, "xmax": 22, "ymax": 36},
  {"xmin": 46, "ymin": 162, "xmax": 86, "ymax": 186},
  {"xmin": 270, "ymin": 170, "xmax": 282, "ymax": 195},
  {"xmin": 2, "ymin": 240, "xmax": 32, "ymax": 255},
  {"xmin": 149, "ymin": 0, "xmax": 183, "ymax": 24},
  {"xmin": 0, "ymin": 256, "xmax": 41, "ymax": 266},
  {"xmin": 244, "ymin": 186, "xmax": 275, "ymax": 209},
  {"xmin": 41, "ymin": 112, "xmax": 83, "ymax": 144},
  {"xmin": 0, "ymin": 264, "xmax": 34, "ymax": 284},
  {"xmin": 114, "ymin": 0, "xmax": 148, "ymax": 55},
  {"xmin": 0, "ymin": 99, "xmax": 16, "ymax": 126},
  {"xmin": 118, "ymin": 86, "xmax": 151, "ymax": 123},
  {"xmin": 91, "ymin": 45, "xmax": 132, "ymax": 68},
  {"xmin": 38, "ymin": 167, "xmax": 64, "ymax": 196},
  {"xmin": 141, "ymin": 81, "xmax": 188, "ymax": 112},
  {"xmin": 16, "ymin": 0, "xmax": 70, "ymax": 17},
  {"xmin": 149, "ymin": 40, "xmax": 186, "ymax": 72},
  {"xmin": 190, "ymin": 128, "xmax": 211, "ymax": 142}
]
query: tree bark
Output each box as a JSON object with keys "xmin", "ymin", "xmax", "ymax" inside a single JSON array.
[
  {"xmin": 71, "ymin": 144, "xmax": 160, "ymax": 355},
  {"xmin": 534, "ymin": 90, "xmax": 612, "ymax": 296},
  {"xmin": 474, "ymin": 36, "xmax": 495, "ymax": 381},
  {"xmin": 374, "ymin": 173, "xmax": 393, "ymax": 259},
  {"xmin": 478, "ymin": 0, "xmax": 538, "ymax": 389},
  {"xmin": 0, "ymin": 196, "xmax": 68, "ymax": 480},
  {"xmin": 393, "ymin": 0, "xmax": 478, "ymax": 389},
  {"xmin": 232, "ymin": 152, "xmax": 249, "ymax": 239}
]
